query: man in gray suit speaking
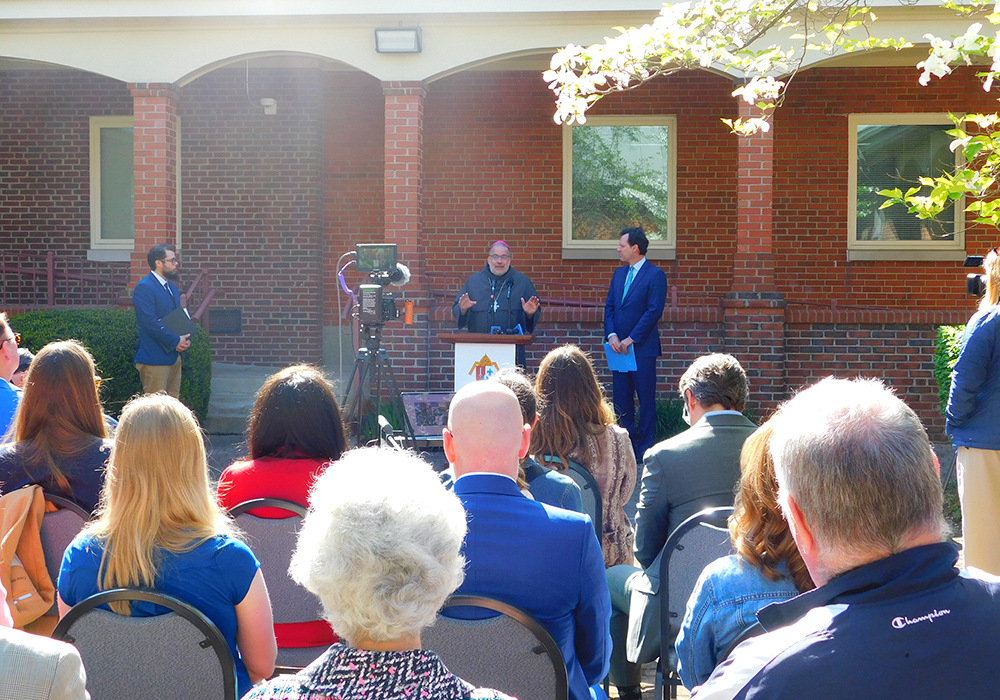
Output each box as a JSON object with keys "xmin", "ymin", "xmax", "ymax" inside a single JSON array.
[{"xmin": 606, "ymin": 354, "xmax": 755, "ymax": 700}]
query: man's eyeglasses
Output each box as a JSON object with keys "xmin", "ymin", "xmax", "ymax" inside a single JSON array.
[
  {"xmin": 0, "ymin": 332, "xmax": 20, "ymax": 348},
  {"xmin": 489, "ymin": 254, "xmax": 512, "ymax": 262}
]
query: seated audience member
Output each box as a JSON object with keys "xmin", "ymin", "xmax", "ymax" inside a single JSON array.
[
  {"xmin": 217, "ymin": 364, "xmax": 346, "ymax": 651},
  {"xmin": 493, "ymin": 368, "xmax": 584, "ymax": 512},
  {"xmin": 445, "ymin": 381, "xmax": 611, "ymax": 700},
  {"xmin": 530, "ymin": 345, "xmax": 636, "ymax": 567},
  {"xmin": 12, "ymin": 347, "xmax": 34, "ymax": 389},
  {"xmin": 692, "ymin": 378, "xmax": 1000, "ymax": 699},
  {"xmin": 607, "ymin": 353, "xmax": 755, "ymax": 700},
  {"xmin": 217, "ymin": 364, "xmax": 348, "ymax": 516},
  {"xmin": 244, "ymin": 447, "xmax": 512, "ymax": 700},
  {"xmin": 0, "ymin": 313, "xmax": 21, "ymax": 438},
  {"xmin": 675, "ymin": 419, "xmax": 814, "ymax": 689},
  {"xmin": 0, "ymin": 341, "xmax": 111, "ymax": 513},
  {"xmin": 58, "ymin": 394, "xmax": 276, "ymax": 698}
]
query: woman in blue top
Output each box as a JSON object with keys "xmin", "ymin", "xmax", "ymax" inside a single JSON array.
[
  {"xmin": 58, "ymin": 394, "xmax": 276, "ymax": 697},
  {"xmin": 675, "ymin": 419, "xmax": 814, "ymax": 690},
  {"xmin": 946, "ymin": 247, "xmax": 1000, "ymax": 575}
]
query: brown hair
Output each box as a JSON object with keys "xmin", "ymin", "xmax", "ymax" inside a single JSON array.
[
  {"xmin": 529, "ymin": 345, "xmax": 615, "ymax": 471},
  {"xmin": 730, "ymin": 419, "xmax": 814, "ymax": 593},
  {"xmin": 248, "ymin": 365, "xmax": 347, "ymax": 461},
  {"xmin": 13, "ymin": 340, "xmax": 107, "ymax": 491}
]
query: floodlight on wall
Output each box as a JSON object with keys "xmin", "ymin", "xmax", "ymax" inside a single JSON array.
[
  {"xmin": 375, "ymin": 27, "xmax": 421, "ymax": 53},
  {"xmin": 260, "ymin": 98, "xmax": 277, "ymax": 116}
]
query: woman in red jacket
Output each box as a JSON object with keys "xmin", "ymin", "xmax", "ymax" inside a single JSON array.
[
  {"xmin": 217, "ymin": 364, "xmax": 348, "ymax": 650},
  {"xmin": 217, "ymin": 364, "xmax": 347, "ymax": 515}
]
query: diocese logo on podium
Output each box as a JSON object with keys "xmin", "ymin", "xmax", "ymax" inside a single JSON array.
[{"xmin": 469, "ymin": 354, "xmax": 500, "ymax": 381}]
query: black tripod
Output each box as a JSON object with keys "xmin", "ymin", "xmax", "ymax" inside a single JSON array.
[{"xmin": 341, "ymin": 321, "xmax": 416, "ymax": 447}]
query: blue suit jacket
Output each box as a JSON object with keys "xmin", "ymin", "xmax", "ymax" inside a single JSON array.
[
  {"xmin": 604, "ymin": 261, "xmax": 668, "ymax": 358},
  {"xmin": 453, "ymin": 474, "xmax": 612, "ymax": 700},
  {"xmin": 132, "ymin": 272, "xmax": 182, "ymax": 366}
]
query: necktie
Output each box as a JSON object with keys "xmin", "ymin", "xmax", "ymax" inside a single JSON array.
[{"xmin": 622, "ymin": 266, "xmax": 635, "ymax": 302}]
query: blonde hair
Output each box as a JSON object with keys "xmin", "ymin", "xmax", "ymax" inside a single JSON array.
[
  {"xmin": 88, "ymin": 395, "xmax": 234, "ymax": 614},
  {"xmin": 980, "ymin": 248, "xmax": 1000, "ymax": 312},
  {"xmin": 730, "ymin": 420, "xmax": 813, "ymax": 593}
]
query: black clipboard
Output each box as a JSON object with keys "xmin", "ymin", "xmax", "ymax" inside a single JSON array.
[{"xmin": 162, "ymin": 307, "xmax": 198, "ymax": 337}]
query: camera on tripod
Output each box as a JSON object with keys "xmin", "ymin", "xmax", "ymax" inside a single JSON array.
[{"xmin": 356, "ymin": 244, "xmax": 407, "ymax": 324}]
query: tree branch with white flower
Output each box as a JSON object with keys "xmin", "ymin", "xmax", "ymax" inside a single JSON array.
[
  {"xmin": 544, "ymin": 0, "xmax": 911, "ymax": 135},
  {"xmin": 881, "ymin": 2, "xmax": 1000, "ymax": 229}
]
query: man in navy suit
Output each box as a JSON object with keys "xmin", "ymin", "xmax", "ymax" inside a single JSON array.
[
  {"xmin": 604, "ymin": 227, "xmax": 668, "ymax": 461},
  {"xmin": 133, "ymin": 243, "xmax": 190, "ymax": 398},
  {"xmin": 444, "ymin": 381, "xmax": 612, "ymax": 700}
]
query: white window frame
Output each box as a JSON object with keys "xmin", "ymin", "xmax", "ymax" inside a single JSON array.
[
  {"xmin": 847, "ymin": 113, "xmax": 966, "ymax": 262},
  {"xmin": 88, "ymin": 116, "xmax": 182, "ymax": 261},
  {"xmin": 561, "ymin": 115, "xmax": 677, "ymax": 260}
]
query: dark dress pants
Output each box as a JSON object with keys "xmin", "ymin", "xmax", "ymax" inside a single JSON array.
[{"xmin": 612, "ymin": 355, "xmax": 657, "ymax": 462}]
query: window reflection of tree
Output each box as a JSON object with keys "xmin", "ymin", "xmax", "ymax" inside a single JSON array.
[
  {"xmin": 572, "ymin": 124, "xmax": 671, "ymax": 241},
  {"xmin": 856, "ymin": 123, "xmax": 955, "ymax": 241}
]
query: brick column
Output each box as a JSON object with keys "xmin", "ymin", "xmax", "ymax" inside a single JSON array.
[
  {"xmin": 382, "ymin": 82, "xmax": 428, "ymax": 391},
  {"xmin": 724, "ymin": 98, "xmax": 786, "ymax": 413},
  {"xmin": 128, "ymin": 83, "xmax": 179, "ymax": 286},
  {"xmin": 383, "ymin": 82, "xmax": 426, "ymax": 295}
]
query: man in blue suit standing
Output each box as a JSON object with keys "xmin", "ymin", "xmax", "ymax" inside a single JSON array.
[
  {"xmin": 133, "ymin": 243, "xmax": 190, "ymax": 398},
  {"xmin": 605, "ymin": 227, "xmax": 668, "ymax": 461},
  {"xmin": 444, "ymin": 381, "xmax": 612, "ymax": 700}
]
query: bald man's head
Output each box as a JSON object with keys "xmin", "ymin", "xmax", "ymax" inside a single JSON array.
[{"xmin": 444, "ymin": 381, "xmax": 530, "ymax": 478}]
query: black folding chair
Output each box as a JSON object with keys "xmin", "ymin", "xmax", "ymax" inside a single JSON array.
[
  {"xmin": 655, "ymin": 507, "xmax": 734, "ymax": 700},
  {"xmin": 424, "ymin": 594, "xmax": 569, "ymax": 700},
  {"xmin": 541, "ymin": 455, "xmax": 603, "ymax": 538},
  {"xmin": 54, "ymin": 588, "xmax": 238, "ymax": 700},
  {"xmin": 228, "ymin": 498, "xmax": 330, "ymax": 671}
]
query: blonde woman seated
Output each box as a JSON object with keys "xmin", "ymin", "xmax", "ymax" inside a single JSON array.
[
  {"xmin": 530, "ymin": 345, "xmax": 636, "ymax": 567},
  {"xmin": 244, "ymin": 447, "xmax": 512, "ymax": 700},
  {"xmin": 57, "ymin": 395, "xmax": 276, "ymax": 698},
  {"xmin": 674, "ymin": 419, "xmax": 815, "ymax": 689}
]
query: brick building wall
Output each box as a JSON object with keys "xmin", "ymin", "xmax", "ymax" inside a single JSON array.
[
  {"xmin": 180, "ymin": 66, "xmax": 325, "ymax": 365},
  {"xmin": 0, "ymin": 63, "xmax": 984, "ymax": 437},
  {"xmin": 0, "ymin": 70, "xmax": 132, "ymax": 306}
]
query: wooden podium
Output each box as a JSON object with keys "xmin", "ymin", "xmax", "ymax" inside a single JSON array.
[{"xmin": 438, "ymin": 332, "xmax": 531, "ymax": 391}]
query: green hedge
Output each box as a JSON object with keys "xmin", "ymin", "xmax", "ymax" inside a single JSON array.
[
  {"xmin": 934, "ymin": 325, "xmax": 964, "ymax": 416},
  {"xmin": 9, "ymin": 309, "xmax": 211, "ymax": 423}
]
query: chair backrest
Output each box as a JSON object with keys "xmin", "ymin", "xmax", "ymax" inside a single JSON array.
[
  {"xmin": 424, "ymin": 595, "xmax": 568, "ymax": 700},
  {"xmin": 659, "ymin": 507, "xmax": 734, "ymax": 666},
  {"xmin": 53, "ymin": 588, "xmax": 237, "ymax": 700},
  {"xmin": 541, "ymin": 455, "xmax": 603, "ymax": 537},
  {"xmin": 228, "ymin": 498, "xmax": 328, "ymax": 668},
  {"xmin": 40, "ymin": 493, "xmax": 90, "ymax": 615}
]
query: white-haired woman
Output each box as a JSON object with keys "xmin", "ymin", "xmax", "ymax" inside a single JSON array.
[
  {"xmin": 244, "ymin": 447, "xmax": 512, "ymax": 700},
  {"xmin": 58, "ymin": 395, "xmax": 276, "ymax": 698}
]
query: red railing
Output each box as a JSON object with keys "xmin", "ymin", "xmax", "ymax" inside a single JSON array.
[
  {"xmin": 1, "ymin": 252, "xmax": 216, "ymax": 332},
  {"xmin": 0, "ymin": 252, "xmax": 129, "ymax": 308},
  {"xmin": 181, "ymin": 269, "xmax": 217, "ymax": 334}
]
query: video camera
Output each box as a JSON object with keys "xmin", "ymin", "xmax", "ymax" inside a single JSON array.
[
  {"xmin": 356, "ymin": 244, "xmax": 408, "ymax": 324},
  {"xmin": 966, "ymin": 255, "xmax": 987, "ymax": 297}
]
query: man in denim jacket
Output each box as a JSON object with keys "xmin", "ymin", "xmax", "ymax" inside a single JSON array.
[{"xmin": 693, "ymin": 378, "xmax": 1000, "ymax": 699}]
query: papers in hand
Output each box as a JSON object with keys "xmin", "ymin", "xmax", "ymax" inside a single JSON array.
[
  {"xmin": 162, "ymin": 307, "xmax": 198, "ymax": 337},
  {"xmin": 604, "ymin": 342, "xmax": 637, "ymax": 372}
]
